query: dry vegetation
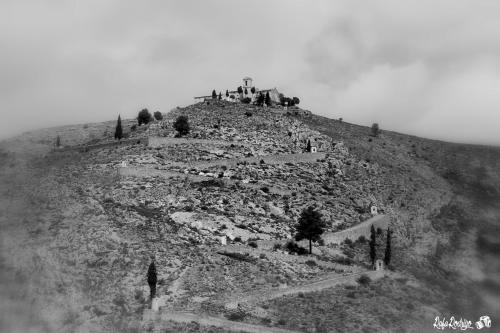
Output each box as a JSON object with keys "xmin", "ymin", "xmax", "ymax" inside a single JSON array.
[{"xmin": 0, "ymin": 101, "xmax": 499, "ymax": 332}]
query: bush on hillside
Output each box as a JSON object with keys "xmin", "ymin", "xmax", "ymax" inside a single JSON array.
[
  {"xmin": 137, "ymin": 109, "xmax": 152, "ymax": 125},
  {"xmin": 241, "ymin": 97, "xmax": 252, "ymax": 104},
  {"xmin": 248, "ymin": 241, "xmax": 258, "ymax": 248},
  {"xmin": 357, "ymin": 274, "xmax": 372, "ymax": 286},
  {"xmin": 245, "ymin": 111, "xmax": 253, "ymax": 117},
  {"xmin": 153, "ymin": 111, "xmax": 163, "ymax": 121},
  {"xmin": 173, "ymin": 115, "xmax": 190, "ymax": 137},
  {"xmin": 371, "ymin": 123, "xmax": 380, "ymax": 137},
  {"xmin": 285, "ymin": 240, "xmax": 308, "ymax": 255}
]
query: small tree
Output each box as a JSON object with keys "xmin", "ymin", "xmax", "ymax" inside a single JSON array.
[
  {"xmin": 114, "ymin": 115, "xmax": 123, "ymax": 140},
  {"xmin": 153, "ymin": 111, "xmax": 163, "ymax": 121},
  {"xmin": 369, "ymin": 225, "xmax": 377, "ymax": 266},
  {"xmin": 226, "ymin": 90, "xmax": 229, "ymax": 97},
  {"xmin": 292, "ymin": 97, "xmax": 300, "ymax": 105},
  {"xmin": 147, "ymin": 261, "xmax": 157, "ymax": 299},
  {"xmin": 384, "ymin": 227, "xmax": 392, "ymax": 266},
  {"xmin": 265, "ymin": 92, "xmax": 271, "ymax": 105},
  {"xmin": 244, "ymin": 88, "xmax": 248, "ymax": 95},
  {"xmin": 218, "ymin": 92, "xmax": 222, "ymax": 100},
  {"xmin": 306, "ymin": 139, "xmax": 311, "ymax": 153},
  {"xmin": 173, "ymin": 115, "xmax": 190, "ymax": 136},
  {"xmin": 295, "ymin": 206, "xmax": 326, "ymax": 254},
  {"xmin": 250, "ymin": 87, "xmax": 256, "ymax": 94},
  {"xmin": 371, "ymin": 123, "xmax": 380, "ymax": 137},
  {"xmin": 237, "ymin": 86, "xmax": 243, "ymax": 95},
  {"xmin": 137, "ymin": 108, "xmax": 152, "ymax": 125},
  {"xmin": 256, "ymin": 93, "xmax": 264, "ymax": 106},
  {"xmin": 212, "ymin": 89, "xmax": 217, "ymax": 99},
  {"xmin": 56, "ymin": 135, "xmax": 61, "ymax": 148},
  {"xmin": 241, "ymin": 97, "xmax": 251, "ymax": 104}
]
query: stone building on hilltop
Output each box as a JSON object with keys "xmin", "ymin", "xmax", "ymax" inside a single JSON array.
[{"xmin": 194, "ymin": 77, "xmax": 281, "ymax": 105}]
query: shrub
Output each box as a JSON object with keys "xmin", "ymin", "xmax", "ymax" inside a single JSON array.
[
  {"xmin": 248, "ymin": 241, "xmax": 258, "ymax": 248},
  {"xmin": 346, "ymin": 291, "xmax": 357, "ymax": 298},
  {"xmin": 153, "ymin": 111, "xmax": 163, "ymax": 121},
  {"xmin": 245, "ymin": 111, "xmax": 253, "ymax": 117},
  {"xmin": 260, "ymin": 186, "xmax": 270, "ymax": 193},
  {"xmin": 241, "ymin": 97, "xmax": 252, "ymax": 104},
  {"xmin": 343, "ymin": 238, "xmax": 353, "ymax": 246},
  {"xmin": 173, "ymin": 115, "xmax": 190, "ymax": 136},
  {"xmin": 259, "ymin": 253, "xmax": 267, "ymax": 259},
  {"xmin": 131, "ymin": 124, "xmax": 137, "ymax": 131},
  {"xmin": 273, "ymin": 243, "xmax": 282, "ymax": 251},
  {"xmin": 357, "ymin": 274, "xmax": 371, "ymax": 286},
  {"xmin": 357, "ymin": 235, "xmax": 366, "ymax": 243},
  {"xmin": 371, "ymin": 123, "xmax": 380, "ymax": 137},
  {"xmin": 137, "ymin": 108, "xmax": 152, "ymax": 125},
  {"xmin": 285, "ymin": 240, "xmax": 308, "ymax": 255},
  {"xmin": 226, "ymin": 311, "xmax": 246, "ymax": 321},
  {"xmin": 305, "ymin": 260, "xmax": 317, "ymax": 267},
  {"xmin": 292, "ymin": 97, "xmax": 300, "ymax": 105},
  {"xmin": 332, "ymin": 255, "xmax": 352, "ymax": 265}
]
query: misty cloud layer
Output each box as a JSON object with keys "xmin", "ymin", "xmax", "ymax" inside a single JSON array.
[{"xmin": 1, "ymin": 0, "xmax": 499, "ymax": 144}]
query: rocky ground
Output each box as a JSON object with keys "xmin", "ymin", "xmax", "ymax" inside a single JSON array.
[{"xmin": 0, "ymin": 101, "xmax": 499, "ymax": 333}]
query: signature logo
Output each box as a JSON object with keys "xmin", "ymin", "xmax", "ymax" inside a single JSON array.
[{"xmin": 433, "ymin": 316, "xmax": 492, "ymax": 330}]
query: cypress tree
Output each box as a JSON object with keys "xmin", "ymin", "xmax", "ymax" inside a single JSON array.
[
  {"xmin": 265, "ymin": 92, "xmax": 271, "ymax": 105},
  {"xmin": 384, "ymin": 227, "xmax": 392, "ymax": 266},
  {"xmin": 212, "ymin": 89, "xmax": 217, "ymax": 99},
  {"xmin": 147, "ymin": 261, "xmax": 157, "ymax": 298},
  {"xmin": 114, "ymin": 115, "xmax": 123, "ymax": 140},
  {"xmin": 56, "ymin": 135, "xmax": 61, "ymax": 148},
  {"xmin": 218, "ymin": 92, "xmax": 222, "ymax": 100},
  {"xmin": 369, "ymin": 224, "xmax": 376, "ymax": 266},
  {"xmin": 226, "ymin": 90, "xmax": 229, "ymax": 97},
  {"xmin": 306, "ymin": 139, "xmax": 311, "ymax": 152}
]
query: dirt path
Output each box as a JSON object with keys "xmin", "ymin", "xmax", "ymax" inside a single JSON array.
[
  {"xmin": 225, "ymin": 270, "xmax": 385, "ymax": 308},
  {"xmin": 144, "ymin": 310, "xmax": 304, "ymax": 333}
]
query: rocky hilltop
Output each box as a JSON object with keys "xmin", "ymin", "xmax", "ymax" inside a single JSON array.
[{"xmin": 1, "ymin": 101, "xmax": 499, "ymax": 333}]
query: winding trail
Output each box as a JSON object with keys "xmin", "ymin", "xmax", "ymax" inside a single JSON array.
[
  {"xmin": 143, "ymin": 310, "xmax": 303, "ymax": 333},
  {"xmin": 224, "ymin": 270, "xmax": 385, "ymax": 308},
  {"xmin": 144, "ymin": 270, "xmax": 390, "ymax": 332}
]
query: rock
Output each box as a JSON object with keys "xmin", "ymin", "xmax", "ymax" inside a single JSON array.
[{"xmin": 268, "ymin": 203, "xmax": 284, "ymax": 216}]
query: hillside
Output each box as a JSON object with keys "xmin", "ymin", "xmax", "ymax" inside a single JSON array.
[{"xmin": 0, "ymin": 101, "xmax": 499, "ymax": 333}]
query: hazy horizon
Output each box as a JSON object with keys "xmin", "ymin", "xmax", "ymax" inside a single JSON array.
[{"xmin": 2, "ymin": 0, "xmax": 500, "ymax": 145}]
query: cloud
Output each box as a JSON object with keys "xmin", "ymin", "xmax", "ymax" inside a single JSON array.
[
  {"xmin": 302, "ymin": 0, "xmax": 500, "ymax": 144},
  {"xmin": 0, "ymin": 0, "xmax": 499, "ymax": 144}
]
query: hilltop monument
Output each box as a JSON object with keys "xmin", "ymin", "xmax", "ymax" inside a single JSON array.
[{"xmin": 194, "ymin": 77, "xmax": 281, "ymax": 104}]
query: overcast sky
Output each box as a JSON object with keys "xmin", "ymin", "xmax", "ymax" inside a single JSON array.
[{"xmin": 1, "ymin": 0, "xmax": 499, "ymax": 144}]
